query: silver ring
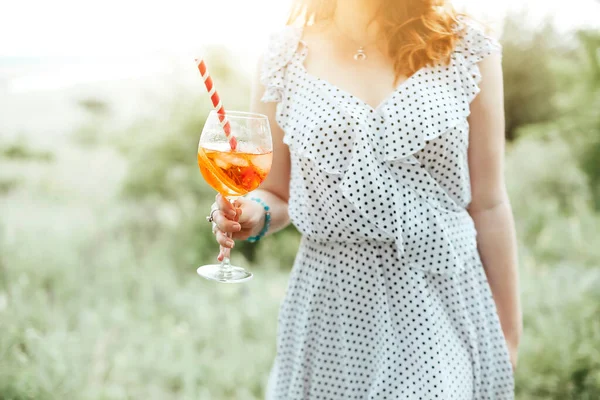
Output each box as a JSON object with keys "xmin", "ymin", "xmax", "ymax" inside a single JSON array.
[{"xmin": 206, "ymin": 209, "xmax": 218, "ymax": 223}]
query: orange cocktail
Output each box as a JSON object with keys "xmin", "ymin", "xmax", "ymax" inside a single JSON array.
[{"xmin": 198, "ymin": 144, "xmax": 272, "ymax": 197}]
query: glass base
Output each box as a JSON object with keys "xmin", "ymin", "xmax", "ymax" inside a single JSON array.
[{"xmin": 197, "ymin": 264, "xmax": 253, "ymax": 284}]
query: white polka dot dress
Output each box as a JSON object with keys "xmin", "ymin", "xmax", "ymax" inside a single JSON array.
[{"xmin": 261, "ymin": 18, "xmax": 514, "ymax": 400}]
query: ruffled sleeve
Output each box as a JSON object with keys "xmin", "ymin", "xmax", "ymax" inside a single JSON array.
[
  {"xmin": 454, "ymin": 17, "xmax": 502, "ymax": 102},
  {"xmin": 260, "ymin": 25, "xmax": 303, "ymax": 103}
]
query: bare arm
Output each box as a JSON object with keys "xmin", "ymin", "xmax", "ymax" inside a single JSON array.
[
  {"xmin": 244, "ymin": 54, "xmax": 292, "ymax": 235},
  {"xmin": 212, "ymin": 56, "xmax": 291, "ymax": 254},
  {"xmin": 467, "ymin": 54, "xmax": 522, "ymax": 369}
]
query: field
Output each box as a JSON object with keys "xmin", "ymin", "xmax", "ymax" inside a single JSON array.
[{"xmin": 1, "ymin": 16, "xmax": 599, "ymax": 400}]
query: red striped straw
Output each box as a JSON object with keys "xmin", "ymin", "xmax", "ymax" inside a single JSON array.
[{"xmin": 195, "ymin": 58, "xmax": 238, "ymax": 151}]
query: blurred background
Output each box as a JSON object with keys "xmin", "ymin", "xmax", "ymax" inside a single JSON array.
[{"xmin": 1, "ymin": 0, "xmax": 599, "ymax": 399}]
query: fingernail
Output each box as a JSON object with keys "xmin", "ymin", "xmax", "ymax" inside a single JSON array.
[
  {"xmin": 227, "ymin": 240, "xmax": 235, "ymax": 248},
  {"xmin": 233, "ymin": 223, "xmax": 241, "ymax": 231},
  {"xmin": 228, "ymin": 211, "xmax": 237, "ymax": 218}
]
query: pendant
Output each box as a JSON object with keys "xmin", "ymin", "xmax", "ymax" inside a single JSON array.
[{"xmin": 353, "ymin": 47, "xmax": 367, "ymax": 61}]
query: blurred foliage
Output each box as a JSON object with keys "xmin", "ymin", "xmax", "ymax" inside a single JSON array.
[
  {"xmin": 501, "ymin": 13, "xmax": 565, "ymax": 141},
  {"xmin": 71, "ymin": 99, "xmax": 111, "ymax": 148},
  {"xmin": 0, "ymin": 14, "xmax": 599, "ymax": 400},
  {"xmin": 77, "ymin": 98, "xmax": 111, "ymax": 116},
  {"xmin": 503, "ymin": 22, "xmax": 600, "ymax": 397},
  {"xmin": 505, "ymin": 131, "xmax": 600, "ymax": 267},
  {"xmin": 0, "ymin": 141, "xmax": 54, "ymax": 162},
  {"xmin": 0, "ymin": 178, "xmax": 20, "ymax": 195},
  {"xmin": 566, "ymin": 30, "xmax": 600, "ymax": 210},
  {"xmin": 516, "ymin": 263, "xmax": 600, "ymax": 399}
]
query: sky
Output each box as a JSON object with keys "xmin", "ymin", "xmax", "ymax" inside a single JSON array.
[
  {"xmin": 0, "ymin": 0, "xmax": 598, "ymax": 95},
  {"xmin": 0, "ymin": 0, "xmax": 597, "ymax": 138},
  {"xmin": 1, "ymin": 0, "xmax": 599, "ymax": 57}
]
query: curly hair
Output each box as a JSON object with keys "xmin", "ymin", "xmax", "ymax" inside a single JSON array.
[{"xmin": 287, "ymin": 0, "xmax": 465, "ymax": 83}]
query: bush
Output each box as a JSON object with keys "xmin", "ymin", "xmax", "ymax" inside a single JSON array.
[
  {"xmin": 506, "ymin": 129, "xmax": 600, "ymax": 267},
  {"xmin": 516, "ymin": 262, "xmax": 600, "ymax": 399}
]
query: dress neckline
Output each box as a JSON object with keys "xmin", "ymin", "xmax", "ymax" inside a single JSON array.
[{"xmin": 292, "ymin": 25, "xmax": 427, "ymax": 113}]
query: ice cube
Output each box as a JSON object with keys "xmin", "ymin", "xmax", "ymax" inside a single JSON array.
[
  {"xmin": 220, "ymin": 153, "xmax": 250, "ymax": 168},
  {"xmin": 213, "ymin": 156, "xmax": 229, "ymax": 170},
  {"xmin": 251, "ymin": 153, "xmax": 273, "ymax": 173}
]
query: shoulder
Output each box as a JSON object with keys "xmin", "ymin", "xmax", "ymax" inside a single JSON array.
[
  {"xmin": 449, "ymin": 17, "xmax": 503, "ymax": 102},
  {"xmin": 260, "ymin": 24, "xmax": 304, "ymax": 78},
  {"xmin": 263, "ymin": 25, "xmax": 304, "ymax": 61},
  {"xmin": 258, "ymin": 25, "xmax": 303, "ymax": 103},
  {"xmin": 454, "ymin": 16, "xmax": 502, "ymax": 64}
]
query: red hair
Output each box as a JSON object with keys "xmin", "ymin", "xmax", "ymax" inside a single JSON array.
[{"xmin": 287, "ymin": 0, "xmax": 465, "ymax": 83}]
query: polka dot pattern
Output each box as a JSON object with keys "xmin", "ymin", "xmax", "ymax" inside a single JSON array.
[{"xmin": 262, "ymin": 18, "xmax": 513, "ymax": 400}]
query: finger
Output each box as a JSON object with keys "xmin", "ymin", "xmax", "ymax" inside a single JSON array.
[
  {"xmin": 216, "ymin": 194, "xmax": 236, "ymax": 218},
  {"xmin": 214, "ymin": 211, "xmax": 241, "ymax": 233},
  {"xmin": 232, "ymin": 197, "xmax": 244, "ymax": 209},
  {"xmin": 231, "ymin": 230, "xmax": 251, "ymax": 241},
  {"xmin": 216, "ymin": 230, "xmax": 235, "ymax": 248}
]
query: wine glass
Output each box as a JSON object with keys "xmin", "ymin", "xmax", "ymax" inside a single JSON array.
[{"xmin": 197, "ymin": 110, "xmax": 273, "ymax": 283}]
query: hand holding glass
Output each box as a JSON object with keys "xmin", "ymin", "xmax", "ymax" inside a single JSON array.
[{"xmin": 197, "ymin": 111, "xmax": 273, "ymax": 283}]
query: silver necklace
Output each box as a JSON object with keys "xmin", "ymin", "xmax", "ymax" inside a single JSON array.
[{"xmin": 333, "ymin": 21, "xmax": 376, "ymax": 61}]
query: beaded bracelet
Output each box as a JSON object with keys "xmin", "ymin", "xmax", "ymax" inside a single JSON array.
[{"xmin": 246, "ymin": 197, "xmax": 271, "ymax": 243}]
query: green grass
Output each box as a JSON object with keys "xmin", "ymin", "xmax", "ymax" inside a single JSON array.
[
  {"xmin": 0, "ymin": 144, "xmax": 287, "ymax": 400},
  {"xmin": 1, "ymin": 138, "xmax": 599, "ymax": 400},
  {"xmin": 0, "ymin": 212, "xmax": 288, "ymax": 399}
]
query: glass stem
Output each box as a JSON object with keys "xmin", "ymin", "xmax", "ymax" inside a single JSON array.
[
  {"xmin": 218, "ymin": 196, "xmax": 238, "ymax": 280},
  {"xmin": 219, "ymin": 232, "xmax": 233, "ymax": 279}
]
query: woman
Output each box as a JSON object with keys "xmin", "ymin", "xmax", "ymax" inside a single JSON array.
[{"xmin": 211, "ymin": 0, "xmax": 521, "ymax": 398}]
